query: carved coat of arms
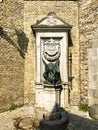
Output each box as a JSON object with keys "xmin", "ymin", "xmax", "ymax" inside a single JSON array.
[{"xmin": 43, "ymin": 39, "xmax": 61, "ymax": 62}]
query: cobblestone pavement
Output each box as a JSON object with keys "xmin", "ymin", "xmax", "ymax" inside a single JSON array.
[{"xmin": 0, "ymin": 106, "xmax": 98, "ymax": 130}]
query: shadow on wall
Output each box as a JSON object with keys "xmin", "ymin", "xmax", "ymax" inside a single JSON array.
[
  {"xmin": 68, "ymin": 31, "xmax": 73, "ymax": 47},
  {"xmin": 0, "ymin": 26, "xmax": 29, "ymax": 59}
]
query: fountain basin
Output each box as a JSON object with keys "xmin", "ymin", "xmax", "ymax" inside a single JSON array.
[{"xmin": 40, "ymin": 109, "xmax": 68, "ymax": 130}]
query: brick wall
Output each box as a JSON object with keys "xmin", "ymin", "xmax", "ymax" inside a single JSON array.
[
  {"xmin": 0, "ymin": 0, "xmax": 24, "ymax": 112},
  {"xmin": 79, "ymin": 0, "xmax": 98, "ymax": 103}
]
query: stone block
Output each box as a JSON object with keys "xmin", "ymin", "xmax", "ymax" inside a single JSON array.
[{"xmin": 89, "ymin": 104, "xmax": 98, "ymax": 120}]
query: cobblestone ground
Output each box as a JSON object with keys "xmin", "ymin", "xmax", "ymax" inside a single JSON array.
[
  {"xmin": 67, "ymin": 106, "xmax": 98, "ymax": 130},
  {"xmin": 0, "ymin": 106, "xmax": 98, "ymax": 130},
  {"xmin": 0, "ymin": 106, "xmax": 34, "ymax": 130}
]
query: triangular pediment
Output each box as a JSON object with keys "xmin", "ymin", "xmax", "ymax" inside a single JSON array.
[
  {"xmin": 35, "ymin": 12, "xmax": 72, "ymax": 27},
  {"xmin": 38, "ymin": 12, "xmax": 65, "ymax": 26},
  {"xmin": 31, "ymin": 12, "xmax": 72, "ymax": 32}
]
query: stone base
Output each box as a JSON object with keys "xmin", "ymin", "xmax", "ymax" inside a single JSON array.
[
  {"xmin": 35, "ymin": 87, "xmax": 67, "ymax": 112},
  {"xmin": 40, "ymin": 108, "xmax": 68, "ymax": 130},
  {"xmin": 89, "ymin": 104, "xmax": 98, "ymax": 120}
]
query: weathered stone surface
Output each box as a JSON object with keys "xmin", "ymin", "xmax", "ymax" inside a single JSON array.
[
  {"xmin": 14, "ymin": 116, "xmax": 40, "ymax": 130},
  {"xmin": 0, "ymin": 106, "xmax": 98, "ymax": 130},
  {"xmin": 0, "ymin": 0, "xmax": 97, "ymax": 112},
  {"xmin": 89, "ymin": 104, "xmax": 98, "ymax": 120},
  {"xmin": 88, "ymin": 47, "xmax": 98, "ymax": 105},
  {"xmin": 0, "ymin": 0, "xmax": 24, "ymax": 112},
  {"xmin": 24, "ymin": 0, "xmax": 80, "ymax": 107},
  {"xmin": 19, "ymin": 117, "xmax": 33, "ymax": 129},
  {"xmin": 79, "ymin": 0, "xmax": 98, "ymax": 104}
]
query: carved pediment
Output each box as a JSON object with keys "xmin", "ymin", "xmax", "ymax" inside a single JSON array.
[
  {"xmin": 38, "ymin": 12, "xmax": 65, "ymax": 26},
  {"xmin": 31, "ymin": 12, "xmax": 72, "ymax": 32}
]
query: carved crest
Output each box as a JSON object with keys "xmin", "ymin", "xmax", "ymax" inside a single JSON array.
[{"xmin": 43, "ymin": 38, "xmax": 61, "ymax": 62}]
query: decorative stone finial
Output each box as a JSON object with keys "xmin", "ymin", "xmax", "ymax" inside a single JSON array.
[
  {"xmin": 47, "ymin": 12, "xmax": 56, "ymax": 17},
  {"xmin": 47, "ymin": 12, "xmax": 57, "ymax": 26}
]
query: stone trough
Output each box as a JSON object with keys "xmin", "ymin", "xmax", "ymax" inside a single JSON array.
[{"xmin": 40, "ymin": 108, "xmax": 68, "ymax": 130}]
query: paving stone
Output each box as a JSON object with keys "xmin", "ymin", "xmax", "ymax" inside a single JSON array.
[{"xmin": 19, "ymin": 117, "xmax": 33, "ymax": 129}]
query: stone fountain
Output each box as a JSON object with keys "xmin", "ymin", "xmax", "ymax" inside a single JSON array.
[{"xmin": 31, "ymin": 12, "xmax": 72, "ymax": 130}]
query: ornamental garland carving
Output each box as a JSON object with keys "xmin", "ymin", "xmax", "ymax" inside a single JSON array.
[{"xmin": 43, "ymin": 38, "xmax": 61, "ymax": 62}]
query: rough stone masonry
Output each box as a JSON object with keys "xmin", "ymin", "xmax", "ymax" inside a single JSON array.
[{"xmin": 0, "ymin": 0, "xmax": 98, "ymax": 112}]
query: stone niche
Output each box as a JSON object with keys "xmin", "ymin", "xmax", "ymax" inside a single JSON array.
[{"xmin": 31, "ymin": 12, "xmax": 72, "ymax": 112}]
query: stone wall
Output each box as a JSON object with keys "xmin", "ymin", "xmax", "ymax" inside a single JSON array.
[
  {"xmin": 1, "ymin": 0, "xmax": 97, "ymax": 112},
  {"xmin": 79, "ymin": 0, "xmax": 98, "ymax": 103},
  {"xmin": 24, "ymin": 1, "xmax": 80, "ymax": 107},
  {"xmin": 0, "ymin": 0, "xmax": 24, "ymax": 112},
  {"xmin": 0, "ymin": 0, "xmax": 80, "ymax": 113}
]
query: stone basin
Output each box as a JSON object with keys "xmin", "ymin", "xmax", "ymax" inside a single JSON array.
[{"xmin": 40, "ymin": 109, "xmax": 68, "ymax": 130}]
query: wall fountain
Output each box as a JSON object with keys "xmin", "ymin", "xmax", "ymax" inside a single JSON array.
[{"xmin": 31, "ymin": 12, "xmax": 72, "ymax": 130}]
